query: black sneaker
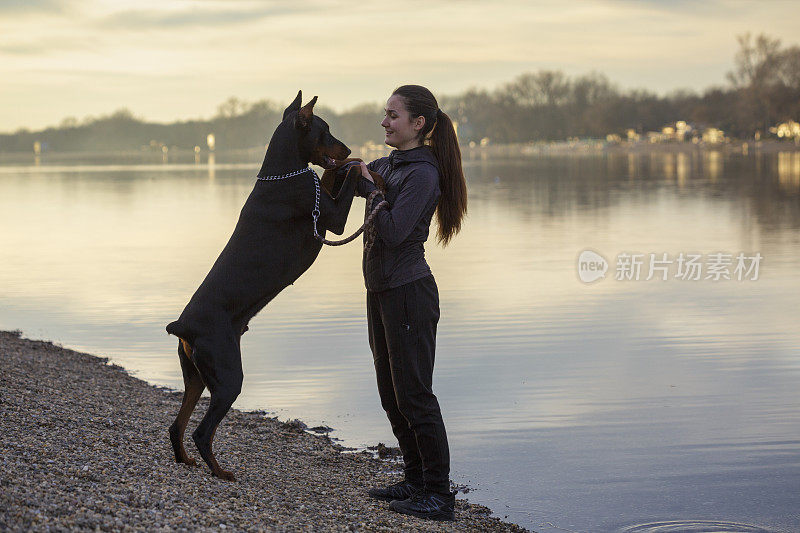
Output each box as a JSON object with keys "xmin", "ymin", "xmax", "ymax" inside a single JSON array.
[
  {"xmin": 367, "ymin": 480, "xmax": 421, "ymax": 502},
  {"xmin": 389, "ymin": 489, "xmax": 456, "ymax": 521}
]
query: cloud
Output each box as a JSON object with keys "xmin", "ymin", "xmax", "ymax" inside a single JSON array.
[
  {"xmin": 0, "ymin": 0, "xmax": 71, "ymax": 14},
  {"xmin": 95, "ymin": 3, "xmax": 320, "ymax": 31},
  {"xmin": 0, "ymin": 42, "xmax": 50, "ymax": 55},
  {"xmin": 1, "ymin": 0, "xmax": 799, "ymax": 131}
]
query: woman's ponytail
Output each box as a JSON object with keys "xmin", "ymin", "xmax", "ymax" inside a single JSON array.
[
  {"xmin": 428, "ymin": 108, "xmax": 467, "ymax": 246},
  {"xmin": 392, "ymin": 85, "xmax": 467, "ymax": 246}
]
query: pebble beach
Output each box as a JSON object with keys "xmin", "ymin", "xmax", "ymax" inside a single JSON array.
[{"xmin": 0, "ymin": 330, "xmax": 529, "ymax": 532}]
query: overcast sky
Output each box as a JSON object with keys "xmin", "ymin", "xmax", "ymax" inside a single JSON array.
[{"xmin": 1, "ymin": 0, "xmax": 798, "ymax": 132}]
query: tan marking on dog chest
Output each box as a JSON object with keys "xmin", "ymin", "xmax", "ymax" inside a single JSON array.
[{"xmin": 180, "ymin": 338, "xmax": 193, "ymax": 359}]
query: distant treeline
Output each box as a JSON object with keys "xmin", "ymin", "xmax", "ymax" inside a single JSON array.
[
  {"xmin": 1, "ymin": 33, "xmax": 798, "ymax": 153},
  {"xmin": 0, "ymin": 99, "xmax": 386, "ymax": 154}
]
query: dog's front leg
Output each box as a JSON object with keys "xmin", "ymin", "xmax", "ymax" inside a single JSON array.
[{"xmin": 318, "ymin": 168, "xmax": 358, "ymax": 235}]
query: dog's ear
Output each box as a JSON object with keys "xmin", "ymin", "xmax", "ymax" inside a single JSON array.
[
  {"xmin": 283, "ymin": 90, "xmax": 302, "ymax": 121},
  {"xmin": 296, "ymin": 96, "xmax": 317, "ymax": 131}
]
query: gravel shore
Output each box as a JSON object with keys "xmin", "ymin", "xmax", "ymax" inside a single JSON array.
[{"xmin": 0, "ymin": 330, "xmax": 529, "ymax": 532}]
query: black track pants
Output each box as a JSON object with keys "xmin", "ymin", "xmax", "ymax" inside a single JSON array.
[{"xmin": 367, "ymin": 275, "xmax": 450, "ymax": 494}]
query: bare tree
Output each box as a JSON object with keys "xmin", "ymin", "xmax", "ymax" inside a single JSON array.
[{"xmin": 727, "ymin": 33, "xmax": 784, "ymax": 134}]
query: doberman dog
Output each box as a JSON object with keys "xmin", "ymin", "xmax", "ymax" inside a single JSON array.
[{"xmin": 166, "ymin": 91, "xmax": 360, "ymax": 481}]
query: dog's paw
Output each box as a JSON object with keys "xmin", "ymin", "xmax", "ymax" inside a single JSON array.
[
  {"xmin": 335, "ymin": 157, "xmax": 362, "ymax": 168},
  {"xmin": 214, "ymin": 469, "xmax": 236, "ymax": 482}
]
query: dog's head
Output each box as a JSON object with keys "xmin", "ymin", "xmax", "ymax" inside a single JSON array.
[{"xmin": 282, "ymin": 90, "xmax": 350, "ymax": 169}]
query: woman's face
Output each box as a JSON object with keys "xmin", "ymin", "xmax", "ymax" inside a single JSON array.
[{"xmin": 381, "ymin": 94, "xmax": 425, "ymax": 151}]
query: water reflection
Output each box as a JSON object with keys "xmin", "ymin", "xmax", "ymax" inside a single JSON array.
[
  {"xmin": 778, "ymin": 151, "xmax": 800, "ymax": 192},
  {"xmin": 208, "ymin": 152, "xmax": 216, "ymax": 181},
  {"xmin": 704, "ymin": 150, "xmax": 723, "ymax": 182},
  {"xmin": 0, "ymin": 152, "xmax": 798, "ymax": 532}
]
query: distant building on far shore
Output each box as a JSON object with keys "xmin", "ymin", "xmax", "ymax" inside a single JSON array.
[
  {"xmin": 702, "ymin": 128, "xmax": 726, "ymax": 144},
  {"xmin": 771, "ymin": 121, "xmax": 800, "ymax": 143}
]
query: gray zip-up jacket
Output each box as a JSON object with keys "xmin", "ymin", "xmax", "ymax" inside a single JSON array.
[{"xmin": 349, "ymin": 145, "xmax": 441, "ymax": 292}]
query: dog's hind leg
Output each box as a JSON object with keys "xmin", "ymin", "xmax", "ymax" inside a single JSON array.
[
  {"xmin": 169, "ymin": 339, "xmax": 205, "ymax": 466},
  {"xmin": 189, "ymin": 333, "xmax": 243, "ymax": 481}
]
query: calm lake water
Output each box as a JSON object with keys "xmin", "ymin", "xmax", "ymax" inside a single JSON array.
[{"xmin": 1, "ymin": 150, "xmax": 799, "ymax": 532}]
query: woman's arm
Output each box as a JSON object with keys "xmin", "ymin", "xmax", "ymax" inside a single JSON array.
[
  {"xmin": 357, "ymin": 161, "xmax": 379, "ymax": 198},
  {"xmin": 354, "ymin": 159, "xmax": 386, "ymax": 198},
  {"xmin": 360, "ymin": 163, "xmax": 438, "ymax": 249}
]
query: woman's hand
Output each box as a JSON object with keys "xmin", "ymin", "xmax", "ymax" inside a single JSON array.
[{"xmin": 360, "ymin": 162, "xmax": 375, "ymax": 184}]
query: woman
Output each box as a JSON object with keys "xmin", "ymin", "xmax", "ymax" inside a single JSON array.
[{"xmin": 352, "ymin": 85, "xmax": 467, "ymax": 521}]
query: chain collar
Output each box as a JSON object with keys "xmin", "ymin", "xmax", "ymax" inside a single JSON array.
[
  {"xmin": 256, "ymin": 166, "xmax": 316, "ymax": 181},
  {"xmin": 256, "ymin": 164, "xmax": 386, "ymax": 247},
  {"xmin": 311, "ymin": 169, "xmax": 323, "ymax": 241},
  {"xmin": 254, "ymin": 166, "xmax": 325, "ymax": 241}
]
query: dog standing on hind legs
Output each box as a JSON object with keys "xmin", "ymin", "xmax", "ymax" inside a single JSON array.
[{"xmin": 166, "ymin": 91, "xmax": 360, "ymax": 481}]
